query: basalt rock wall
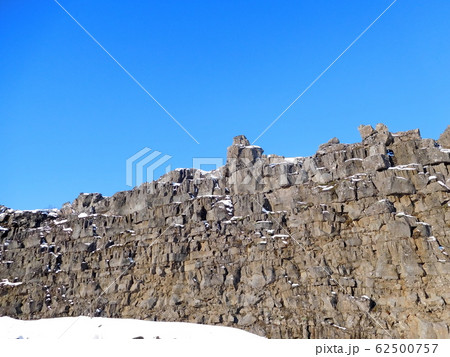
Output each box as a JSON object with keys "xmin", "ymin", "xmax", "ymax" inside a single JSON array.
[{"xmin": 1, "ymin": 124, "xmax": 450, "ymax": 338}]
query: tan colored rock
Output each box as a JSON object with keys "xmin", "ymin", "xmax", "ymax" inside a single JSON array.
[
  {"xmin": 358, "ymin": 125, "xmax": 375, "ymax": 140},
  {"xmin": 0, "ymin": 124, "xmax": 449, "ymax": 339},
  {"xmin": 438, "ymin": 125, "xmax": 450, "ymax": 148},
  {"xmin": 363, "ymin": 154, "xmax": 390, "ymax": 172}
]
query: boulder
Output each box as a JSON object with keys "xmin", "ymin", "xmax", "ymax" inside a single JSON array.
[
  {"xmin": 358, "ymin": 125, "xmax": 375, "ymax": 140},
  {"xmin": 363, "ymin": 154, "xmax": 390, "ymax": 172}
]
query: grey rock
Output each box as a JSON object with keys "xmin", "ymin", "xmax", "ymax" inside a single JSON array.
[
  {"xmin": 363, "ymin": 154, "xmax": 391, "ymax": 172},
  {"xmin": 0, "ymin": 123, "xmax": 449, "ymax": 340},
  {"xmin": 358, "ymin": 125, "xmax": 375, "ymax": 140},
  {"xmin": 438, "ymin": 125, "xmax": 450, "ymax": 148}
]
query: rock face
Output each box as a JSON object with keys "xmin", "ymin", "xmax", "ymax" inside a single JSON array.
[
  {"xmin": 1, "ymin": 124, "xmax": 449, "ymax": 339},
  {"xmin": 439, "ymin": 125, "xmax": 450, "ymax": 149}
]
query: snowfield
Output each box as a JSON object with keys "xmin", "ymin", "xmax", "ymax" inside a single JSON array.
[{"xmin": 0, "ymin": 316, "xmax": 263, "ymax": 340}]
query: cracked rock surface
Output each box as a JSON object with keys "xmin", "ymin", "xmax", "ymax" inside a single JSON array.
[{"xmin": 1, "ymin": 124, "xmax": 449, "ymax": 338}]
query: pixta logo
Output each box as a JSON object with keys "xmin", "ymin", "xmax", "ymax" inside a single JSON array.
[
  {"xmin": 126, "ymin": 148, "xmax": 224, "ymax": 187},
  {"xmin": 126, "ymin": 148, "xmax": 172, "ymax": 187}
]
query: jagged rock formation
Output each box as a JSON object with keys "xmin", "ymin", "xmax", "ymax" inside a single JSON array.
[{"xmin": 1, "ymin": 124, "xmax": 449, "ymax": 338}]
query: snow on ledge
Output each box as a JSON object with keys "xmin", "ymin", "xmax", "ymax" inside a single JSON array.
[
  {"xmin": 54, "ymin": 219, "xmax": 68, "ymax": 225},
  {"xmin": 0, "ymin": 316, "xmax": 264, "ymax": 340},
  {"xmin": 0, "ymin": 279, "xmax": 22, "ymax": 287}
]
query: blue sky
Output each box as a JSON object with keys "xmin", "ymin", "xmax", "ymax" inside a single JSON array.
[{"xmin": 1, "ymin": 0, "xmax": 449, "ymax": 209}]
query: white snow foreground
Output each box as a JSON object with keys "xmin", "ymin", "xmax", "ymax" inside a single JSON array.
[{"xmin": 0, "ymin": 316, "xmax": 263, "ymax": 340}]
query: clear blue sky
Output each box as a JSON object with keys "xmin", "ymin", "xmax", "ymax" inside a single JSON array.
[{"xmin": 1, "ymin": 0, "xmax": 449, "ymax": 210}]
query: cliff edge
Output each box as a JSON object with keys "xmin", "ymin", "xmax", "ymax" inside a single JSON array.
[{"xmin": 1, "ymin": 124, "xmax": 449, "ymax": 338}]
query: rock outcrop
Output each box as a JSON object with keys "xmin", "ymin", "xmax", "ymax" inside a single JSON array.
[
  {"xmin": 1, "ymin": 124, "xmax": 449, "ymax": 338},
  {"xmin": 439, "ymin": 125, "xmax": 450, "ymax": 149}
]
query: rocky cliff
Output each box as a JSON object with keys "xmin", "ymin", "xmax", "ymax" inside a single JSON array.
[{"xmin": 1, "ymin": 124, "xmax": 450, "ymax": 338}]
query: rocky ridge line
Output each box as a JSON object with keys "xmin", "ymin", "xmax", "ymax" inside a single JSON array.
[{"xmin": 0, "ymin": 124, "xmax": 449, "ymax": 338}]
